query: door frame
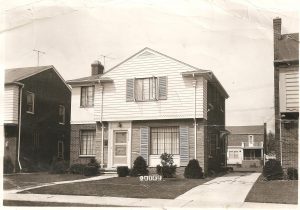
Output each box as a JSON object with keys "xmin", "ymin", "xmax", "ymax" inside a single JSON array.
[{"xmin": 107, "ymin": 121, "xmax": 132, "ymax": 168}]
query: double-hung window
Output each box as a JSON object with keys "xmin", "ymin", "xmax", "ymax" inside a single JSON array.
[
  {"xmin": 26, "ymin": 91, "xmax": 35, "ymax": 114},
  {"xmin": 150, "ymin": 127, "xmax": 179, "ymax": 155},
  {"xmin": 58, "ymin": 105, "xmax": 65, "ymax": 124},
  {"xmin": 81, "ymin": 86, "xmax": 94, "ymax": 107},
  {"xmin": 80, "ymin": 130, "xmax": 95, "ymax": 156},
  {"xmin": 135, "ymin": 77, "xmax": 157, "ymax": 101}
]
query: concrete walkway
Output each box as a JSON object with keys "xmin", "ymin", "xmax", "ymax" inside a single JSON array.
[
  {"xmin": 5, "ymin": 174, "xmax": 117, "ymax": 194},
  {"xmin": 3, "ymin": 172, "xmax": 298, "ymax": 208},
  {"xmin": 176, "ymin": 172, "xmax": 261, "ymax": 207}
]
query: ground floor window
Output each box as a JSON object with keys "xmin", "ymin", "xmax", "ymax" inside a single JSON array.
[
  {"xmin": 150, "ymin": 127, "xmax": 179, "ymax": 155},
  {"xmin": 80, "ymin": 130, "xmax": 95, "ymax": 155},
  {"xmin": 243, "ymin": 149, "xmax": 262, "ymax": 160},
  {"xmin": 229, "ymin": 151, "xmax": 239, "ymax": 159}
]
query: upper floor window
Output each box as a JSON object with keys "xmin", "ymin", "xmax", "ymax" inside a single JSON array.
[
  {"xmin": 248, "ymin": 135, "xmax": 254, "ymax": 145},
  {"xmin": 58, "ymin": 105, "xmax": 65, "ymax": 124},
  {"xmin": 26, "ymin": 91, "xmax": 35, "ymax": 114},
  {"xmin": 126, "ymin": 76, "xmax": 167, "ymax": 102},
  {"xmin": 135, "ymin": 77, "xmax": 157, "ymax": 101},
  {"xmin": 81, "ymin": 86, "xmax": 94, "ymax": 107}
]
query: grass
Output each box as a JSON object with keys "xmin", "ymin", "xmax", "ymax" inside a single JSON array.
[
  {"xmin": 22, "ymin": 177, "xmax": 212, "ymax": 199},
  {"xmin": 245, "ymin": 175, "xmax": 298, "ymax": 204},
  {"xmin": 3, "ymin": 200, "xmax": 122, "ymax": 207},
  {"xmin": 4, "ymin": 173, "xmax": 86, "ymax": 190}
]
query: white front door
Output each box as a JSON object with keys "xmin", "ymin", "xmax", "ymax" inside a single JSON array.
[{"xmin": 113, "ymin": 131, "xmax": 128, "ymax": 166}]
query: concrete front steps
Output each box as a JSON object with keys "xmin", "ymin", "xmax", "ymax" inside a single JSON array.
[{"xmin": 99, "ymin": 168, "xmax": 117, "ymax": 174}]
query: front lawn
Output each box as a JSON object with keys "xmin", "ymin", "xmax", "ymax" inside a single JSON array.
[
  {"xmin": 22, "ymin": 177, "xmax": 212, "ymax": 199},
  {"xmin": 4, "ymin": 173, "xmax": 86, "ymax": 190},
  {"xmin": 245, "ymin": 175, "xmax": 298, "ymax": 204}
]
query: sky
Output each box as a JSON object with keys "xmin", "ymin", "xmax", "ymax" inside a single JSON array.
[{"xmin": 0, "ymin": 0, "xmax": 299, "ymax": 132}]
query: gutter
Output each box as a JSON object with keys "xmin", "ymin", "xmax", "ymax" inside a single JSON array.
[
  {"xmin": 17, "ymin": 83, "xmax": 24, "ymax": 171},
  {"xmin": 97, "ymin": 79, "xmax": 105, "ymax": 168}
]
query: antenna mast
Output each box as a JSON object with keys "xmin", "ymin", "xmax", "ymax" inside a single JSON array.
[{"xmin": 33, "ymin": 49, "xmax": 46, "ymax": 66}]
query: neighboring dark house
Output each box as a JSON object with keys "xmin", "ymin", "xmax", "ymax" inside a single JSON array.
[
  {"xmin": 273, "ymin": 18, "xmax": 299, "ymax": 170},
  {"xmin": 4, "ymin": 66, "xmax": 71, "ymax": 172},
  {"xmin": 67, "ymin": 48, "xmax": 229, "ymax": 173},
  {"xmin": 226, "ymin": 125, "xmax": 266, "ymax": 168}
]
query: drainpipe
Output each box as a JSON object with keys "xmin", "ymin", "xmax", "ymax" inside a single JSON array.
[
  {"xmin": 279, "ymin": 118, "xmax": 282, "ymax": 166},
  {"xmin": 17, "ymin": 84, "xmax": 24, "ymax": 171},
  {"xmin": 100, "ymin": 85, "xmax": 104, "ymax": 168},
  {"xmin": 192, "ymin": 75, "xmax": 197, "ymax": 159}
]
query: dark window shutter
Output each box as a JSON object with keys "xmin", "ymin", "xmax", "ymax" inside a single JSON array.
[
  {"xmin": 158, "ymin": 76, "xmax": 167, "ymax": 100},
  {"xmin": 140, "ymin": 127, "xmax": 149, "ymax": 165},
  {"xmin": 180, "ymin": 127, "xmax": 189, "ymax": 166},
  {"xmin": 126, "ymin": 79, "xmax": 134, "ymax": 102}
]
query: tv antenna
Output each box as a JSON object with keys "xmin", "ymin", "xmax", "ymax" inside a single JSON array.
[
  {"xmin": 100, "ymin": 54, "xmax": 114, "ymax": 69},
  {"xmin": 33, "ymin": 49, "xmax": 46, "ymax": 66}
]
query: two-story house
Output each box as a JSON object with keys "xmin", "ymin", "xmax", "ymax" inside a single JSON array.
[
  {"xmin": 226, "ymin": 125, "xmax": 266, "ymax": 168},
  {"xmin": 4, "ymin": 66, "xmax": 71, "ymax": 172},
  {"xmin": 273, "ymin": 18, "xmax": 299, "ymax": 170},
  {"xmin": 67, "ymin": 48, "xmax": 229, "ymax": 173}
]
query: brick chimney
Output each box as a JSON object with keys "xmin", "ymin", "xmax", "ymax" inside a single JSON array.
[
  {"xmin": 91, "ymin": 60, "xmax": 104, "ymax": 75},
  {"xmin": 273, "ymin": 17, "xmax": 282, "ymax": 60}
]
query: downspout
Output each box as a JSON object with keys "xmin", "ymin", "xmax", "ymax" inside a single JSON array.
[
  {"xmin": 17, "ymin": 84, "xmax": 24, "ymax": 171},
  {"xmin": 279, "ymin": 118, "xmax": 282, "ymax": 166},
  {"xmin": 100, "ymin": 84, "xmax": 104, "ymax": 168},
  {"xmin": 192, "ymin": 74, "xmax": 197, "ymax": 159}
]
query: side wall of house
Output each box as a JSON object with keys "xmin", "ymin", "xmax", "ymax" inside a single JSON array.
[
  {"xmin": 19, "ymin": 69, "xmax": 71, "ymax": 171},
  {"xmin": 281, "ymin": 121, "xmax": 298, "ymax": 170},
  {"xmin": 207, "ymin": 81, "xmax": 226, "ymax": 171}
]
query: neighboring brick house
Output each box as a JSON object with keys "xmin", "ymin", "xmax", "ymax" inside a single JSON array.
[
  {"xmin": 67, "ymin": 48, "xmax": 229, "ymax": 173},
  {"xmin": 226, "ymin": 125, "xmax": 266, "ymax": 168},
  {"xmin": 4, "ymin": 66, "xmax": 71, "ymax": 172},
  {"xmin": 273, "ymin": 18, "xmax": 299, "ymax": 170}
]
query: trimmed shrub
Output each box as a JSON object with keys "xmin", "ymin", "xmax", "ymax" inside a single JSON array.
[
  {"xmin": 83, "ymin": 158, "xmax": 100, "ymax": 176},
  {"xmin": 84, "ymin": 166, "xmax": 99, "ymax": 176},
  {"xmin": 4, "ymin": 156, "xmax": 14, "ymax": 174},
  {"xmin": 184, "ymin": 159, "xmax": 203, "ymax": 179},
  {"xmin": 263, "ymin": 159, "xmax": 283, "ymax": 180},
  {"xmin": 156, "ymin": 165, "xmax": 177, "ymax": 178},
  {"xmin": 87, "ymin": 158, "xmax": 100, "ymax": 169},
  {"xmin": 117, "ymin": 166, "xmax": 129, "ymax": 177},
  {"xmin": 287, "ymin": 167, "xmax": 298, "ymax": 180},
  {"xmin": 69, "ymin": 163, "xmax": 86, "ymax": 174},
  {"xmin": 130, "ymin": 156, "xmax": 148, "ymax": 177},
  {"xmin": 50, "ymin": 158, "xmax": 67, "ymax": 174},
  {"xmin": 156, "ymin": 153, "xmax": 177, "ymax": 178}
]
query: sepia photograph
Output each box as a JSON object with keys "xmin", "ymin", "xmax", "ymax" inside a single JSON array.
[{"xmin": 0, "ymin": 0, "xmax": 299, "ymax": 208}]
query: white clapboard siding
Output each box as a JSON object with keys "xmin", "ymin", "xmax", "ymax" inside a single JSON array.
[
  {"xmin": 4, "ymin": 85, "xmax": 19, "ymax": 124},
  {"xmin": 101, "ymin": 49, "xmax": 206, "ymax": 121},
  {"xmin": 279, "ymin": 69, "xmax": 299, "ymax": 112},
  {"xmin": 70, "ymin": 86, "xmax": 95, "ymax": 124}
]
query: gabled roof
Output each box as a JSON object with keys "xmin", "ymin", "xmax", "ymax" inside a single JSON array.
[
  {"xmin": 67, "ymin": 47, "xmax": 229, "ymax": 99},
  {"xmin": 276, "ymin": 33, "xmax": 299, "ymax": 62},
  {"xmin": 226, "ymin": 125, "xmax": 265, "ymax": 135},
  {"xmin": 5, "ymin": 65, "xmax": 71, "ymax": 91}
]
